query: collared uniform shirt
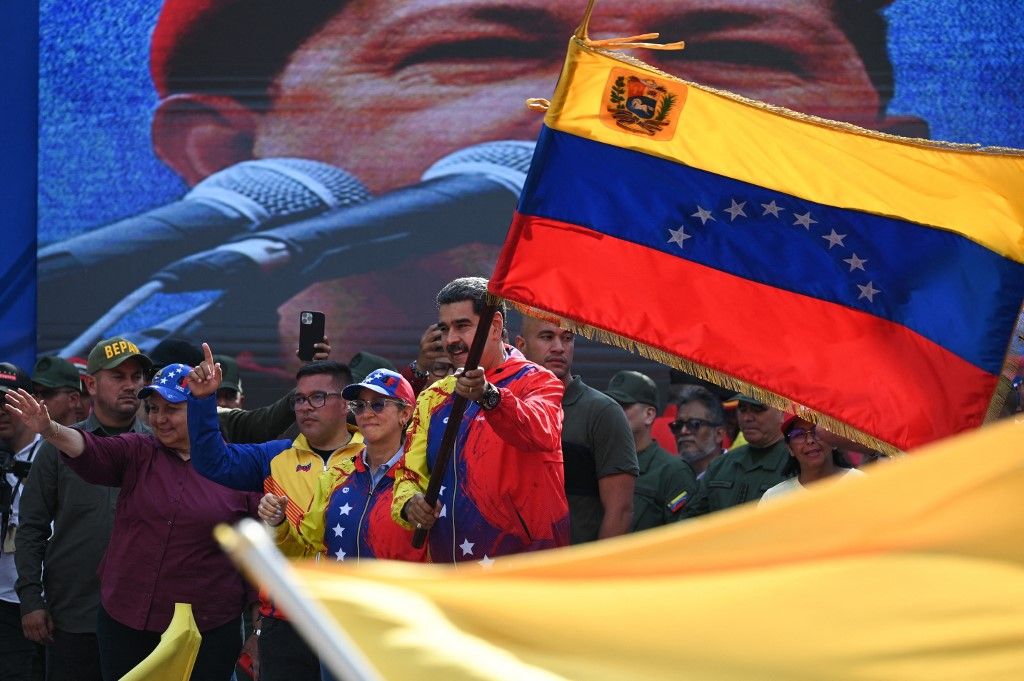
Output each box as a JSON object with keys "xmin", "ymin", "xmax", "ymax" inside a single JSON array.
[
  {"xmin": 62, "ymin": 430, "xmax": 260, "ymax": 633},
  {"xmin": 683, "ymin": 439, "xmax": 792, "ymax": 517},
  {"xmin": 631, "ymin": 441, "xmax": 698, "ymax": 532}
]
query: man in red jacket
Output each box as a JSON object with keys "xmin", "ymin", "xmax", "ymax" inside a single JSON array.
[{"xmin": 393, "ymin": 277, "xmax": 569, "ymax": 563}]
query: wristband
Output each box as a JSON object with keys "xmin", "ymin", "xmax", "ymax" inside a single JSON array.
[{"xmin": 409, "ymin": 361, "xmax": 429, "ymax": 380}]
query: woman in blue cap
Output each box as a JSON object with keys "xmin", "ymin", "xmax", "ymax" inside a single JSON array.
[
  {"xmin": 258, "ymin": 368, "xmax": 427, "ymax": 565},
  {"xmin": 5, "ymin": 364, "xmax": 260, "ymax": 681}
]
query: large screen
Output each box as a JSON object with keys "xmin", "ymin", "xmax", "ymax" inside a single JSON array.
[{"xmin": 34, "ymin": 0, "xmax": 1024, "ymax": 403}]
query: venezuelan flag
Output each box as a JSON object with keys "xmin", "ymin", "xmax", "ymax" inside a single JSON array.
[{"xmin": 490, "ymin": 36, "xmax": 1024, "ymax": 452}]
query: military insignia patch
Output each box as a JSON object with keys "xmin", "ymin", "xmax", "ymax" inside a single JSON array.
[{"xmin": 600, "ymin": 68, "xmax": 687, "ymax": 140}]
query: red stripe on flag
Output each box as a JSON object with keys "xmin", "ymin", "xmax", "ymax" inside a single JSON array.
[{"xmin": 492, "ymin": 214, "xmax": 995, "ymax": 450}]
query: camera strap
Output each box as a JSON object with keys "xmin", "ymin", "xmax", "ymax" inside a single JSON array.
[{"xmin": 2, "ymin": 437, "xmax": 41, "ymax": 552}]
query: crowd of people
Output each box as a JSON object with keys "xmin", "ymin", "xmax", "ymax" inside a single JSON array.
[{"xmin": 3, "ymin": 275, "xmax": 1020, "ymax": 681}]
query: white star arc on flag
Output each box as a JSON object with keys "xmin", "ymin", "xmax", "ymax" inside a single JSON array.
[
  {"xmin": 857, "ymin": 281, "xmax": 880, "ymax": 302},
  {"xmin": 691, "ymin": 206, "xmax": 715, "ymax": 225},
  {"xmin": 793, "ymin": 212, "xmax": 817, "ymax": 229},
  {"xmin": 822, "ymin": 229, "xmax": 847, "ymax": 249},
  {"xmin": 724, "ymin": 199, "xmax": 747, "ymax": 221},
  {"xmin": 843, "ymin": 253, "xmax": 867, "ymax": 271},
  {"xmin": 667, "ymin": 226, "xmax": 692, "ymax": 248},
  {"xmin": 761, "ymin": 200, "xmax": 783, "ymax": 218}
]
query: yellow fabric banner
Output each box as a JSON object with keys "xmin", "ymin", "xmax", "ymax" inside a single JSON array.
[
  {"xmin": 282, "ymin": 419, "xmax": 1024, "ymax": 680},
  {"xmin": 120, "ymin": 603, "xmax": 201, "ymax": 681}
]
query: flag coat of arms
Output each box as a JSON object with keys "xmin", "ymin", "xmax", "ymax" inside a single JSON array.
[{"xmin": 490, "ymin": 34, "xmax": 1024, "ymax": 453}]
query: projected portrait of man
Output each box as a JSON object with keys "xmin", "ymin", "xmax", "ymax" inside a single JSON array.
[
  {"xmin": 37, "ymin": 0, "xmax": 967, "ymax": 395},
  {"xmin": 134, "ymin": 0, "xmax": 926, "ymax": 369}
]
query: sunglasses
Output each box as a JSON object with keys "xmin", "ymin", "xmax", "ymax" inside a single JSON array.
[
  {"xmin": 348, "ymin": 397, "xmax": 406, "ymax": 415},
  {"xmin": 669, "ymin": 417, "xmax": 719, "ymax": 434},
  {"xmin": 786, "ymin": 426, "xmax": 819, "ymax": 442}
]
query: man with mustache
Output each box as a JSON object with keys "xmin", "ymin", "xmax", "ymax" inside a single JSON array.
[
  {"xmin": 395, "ymin": 277, "xmax": 569, "ymax": 563},
  {"xmin": 683, "ymin": 394, "xmax": 789, "ymax": 516}
]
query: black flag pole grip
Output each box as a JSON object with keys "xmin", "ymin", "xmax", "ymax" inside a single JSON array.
[{"xmin": 411, "ymin": 303, "xmax": 498, "ymax": 549}]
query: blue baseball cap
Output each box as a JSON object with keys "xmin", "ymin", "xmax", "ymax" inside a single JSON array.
[
  {"xmin": 342, "ymin": 369, "xmax": 415, "ymax": 404},
  {"xmin": 138, "ymin": 363, "xmax": 193, "ymax": 403}
]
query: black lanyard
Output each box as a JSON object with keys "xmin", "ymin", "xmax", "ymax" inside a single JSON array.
[{"xmin": 2, "ymin": 438, "xmax": 42, "ymax": 545}]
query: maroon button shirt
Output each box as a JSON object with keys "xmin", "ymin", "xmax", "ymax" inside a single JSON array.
[{"xmin": 62, "ymin": 430, "xmax": 260, "ymax": 632}]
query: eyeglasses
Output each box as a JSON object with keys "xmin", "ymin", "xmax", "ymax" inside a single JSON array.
[
  {"xmin": 669, "ymin": 418, "xmax": 719, "ymax": 434},
  {"xmin": 786, "ymin": 426, "xmax": 819, "ymax": 442},
  {"xmin": 289, "ymin": 391, "xmax": 342, "ymax": 410},
  {"xmin": 348, "ymin": 397, "xmax": 406, "ymax": 415}
]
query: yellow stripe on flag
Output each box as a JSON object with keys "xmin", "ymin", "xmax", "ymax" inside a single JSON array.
[
  {"xmin": 545, "ymin": 39, "xmax": 1024, "ymax": 263},
  {"xmin": 283, "ymin": 418, "xmax": 1024, "ymax": 680}
]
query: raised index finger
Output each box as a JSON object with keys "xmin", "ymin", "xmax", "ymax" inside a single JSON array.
[{"xmin": 202, "ymin": 342, "xmax": 215, "ymax": 365}]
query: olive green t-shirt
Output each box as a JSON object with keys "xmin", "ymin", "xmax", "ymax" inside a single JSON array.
[{"xmin": 560, "ymin": 376, "xmax": 639, "ymax": 543}]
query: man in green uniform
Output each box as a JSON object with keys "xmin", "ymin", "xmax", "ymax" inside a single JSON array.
[
  {"xmin": 683, "ymin": 394, "xmax": 790, "ymax": 517},
  {"xmin": 605, "ymin": 371, "xmax": 698, "ymax": 531}
]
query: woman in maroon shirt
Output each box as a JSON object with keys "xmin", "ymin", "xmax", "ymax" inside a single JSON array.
[{"xmin": 6, "ymin": 363, "xmax": 259, "ymax": 681}]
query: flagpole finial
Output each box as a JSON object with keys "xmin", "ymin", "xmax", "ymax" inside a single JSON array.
[
  {"xmin": 573, "ymin": 0, "xmax": 685, "ymax": 52},
  {"xmin": 573, "ymin": 0, "xmax": 598, "ymax": 40}
]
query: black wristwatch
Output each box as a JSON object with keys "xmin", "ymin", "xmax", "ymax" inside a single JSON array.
[{"xmin": 476, "ymin": 382, "xmax": 501, "ymax": 411}]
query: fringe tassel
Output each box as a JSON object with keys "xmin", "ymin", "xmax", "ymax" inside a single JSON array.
[{"xmin": 494, "ymin": 294, "xmax": 903, "ymax": 457}]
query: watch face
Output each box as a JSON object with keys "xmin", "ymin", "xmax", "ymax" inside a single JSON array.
[{"xmin": 480, "ymin": 384, "xmax": 500, "ymax": 410}]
